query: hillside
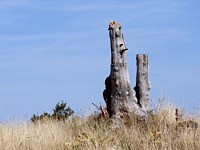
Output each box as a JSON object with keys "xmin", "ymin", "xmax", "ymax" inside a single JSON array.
[{"xmin": 0, "ymin": 102, "xmax": 199, "ymax": 150}]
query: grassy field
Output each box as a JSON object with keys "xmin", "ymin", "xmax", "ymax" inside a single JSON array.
[{"xmin": 0, "ymin": 102, "xmax": 199, "ymax": 150}]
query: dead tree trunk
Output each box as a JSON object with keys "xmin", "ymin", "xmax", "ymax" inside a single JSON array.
[
  {"xmin": 134, "ymin": 54, "xmax": 151, "ymax": 111},
  {"xmin": 103, "ymin": 21, "xmax": 146, "ymax": 121}
]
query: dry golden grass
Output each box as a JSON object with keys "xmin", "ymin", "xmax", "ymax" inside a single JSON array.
[{"xmin": 0, "ymin": 102, "xmax": 199, "ymax": 150}]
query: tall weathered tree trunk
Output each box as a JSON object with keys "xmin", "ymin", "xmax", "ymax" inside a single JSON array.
[
  {"xmin": 134, "ymin": 54, "xmax": 151, "ymax": 111},
  {"xmin": 103, "ymin": 21, "xmax": 145, "ymax": 121}
]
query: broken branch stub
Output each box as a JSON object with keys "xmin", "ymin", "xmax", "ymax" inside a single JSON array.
[{"xmin": 134, "ymin": 54, "xmax": 151, "ymax": 111}]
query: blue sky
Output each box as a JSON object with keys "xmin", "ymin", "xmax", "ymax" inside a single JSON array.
[{"xmin": 0, "ymin": 0, "xmax": 199, "ymax": 121}]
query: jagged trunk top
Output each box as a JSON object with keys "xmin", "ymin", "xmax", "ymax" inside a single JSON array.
[
  {"xmin": 108, "ymin": 21, "xmax": 128, "ymax": 65},
  {"xmin": 108, "ymin": 21, "xmax": 141, "ymax": 118}
]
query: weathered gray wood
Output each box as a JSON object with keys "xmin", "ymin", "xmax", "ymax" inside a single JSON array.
[
  {"xmin": 103, "ymin": 21, "xmax": 145, "ymax": 121},
  {"xmin": 134, "ymin": 54, "xmax": 151, "ymax": 111}
]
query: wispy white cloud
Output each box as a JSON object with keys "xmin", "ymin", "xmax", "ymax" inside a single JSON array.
[
  {"xmin": 0, "ymin": 26, "xmax": 106, "ymax": 70},
  {"xmin": 126, "ymin": 27, "xmax": 190, "ymax": 41},
  {"xmin": 34, "ymin": 1, "xmax": 187, "ymax": 15},
  {"xmin": 0, "ymin": 0, "xmax": 29, "ymax": 10},
  {"xmin": 0, "ymin": 33, "xmax": 71, "ymax": 42},
  {"xmin": 0, "ymin": 27, "xmax": 105, "ymax": 42},
  {"xmin": 0, "ymin": 0, "xmax": 187, "ymax": 13}
]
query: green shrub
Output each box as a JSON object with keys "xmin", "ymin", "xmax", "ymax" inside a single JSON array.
[{"xmin": 31, "ymin": 101, "xmax": 74, "ymax": 123}]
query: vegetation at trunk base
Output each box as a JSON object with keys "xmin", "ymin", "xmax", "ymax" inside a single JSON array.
[
  {"xmin": 31, "ymin": 101, "xmax": 74, "ymax": 123},
  {"xmin": 0, "ymin": 100, "xmax": 199, "ymax": 150}
]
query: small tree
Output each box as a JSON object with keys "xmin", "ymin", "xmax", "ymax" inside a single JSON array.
[
  {"xmin": 31, "ymin": 101, "xmax": 74, "ymax": 123},
  {"xmin": 52, "ymin": 101, "xmax": 74, "ymax": 120}
]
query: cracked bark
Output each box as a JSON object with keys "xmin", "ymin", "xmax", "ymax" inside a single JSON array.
[{"xmin": 103, "ymin": 21, "xmax": 147, "ymax": 122}]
